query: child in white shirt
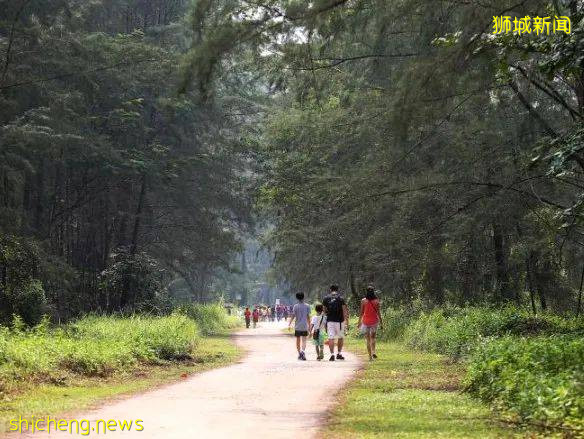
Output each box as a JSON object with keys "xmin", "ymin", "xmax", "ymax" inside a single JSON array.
[{"xmin": 310, "ymin": 304, "xmax": 327, "ymax": 360}]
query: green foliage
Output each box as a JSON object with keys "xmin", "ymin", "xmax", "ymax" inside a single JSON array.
[
  {"xmin": 12, "ymin": 280, "xmax": 47, "ymax": 327},
  {"xmin": 0, "ymin": 315, "xmax": 200, "ymax": 384},
  {"xmin": 398, "ymin": 306, "xmax": 584, "ymax": 358},
  {"xmin": 98, "ymin": 250, "xmax": 169, "ymax": 313},
  {"xmin": 0, "ymin": 0, "xmax": 252, "ymax": 320},
  {"xmin": 377, "ymin": 306, "xmax": 420, "ymax": 341},
  {"xmin": 381, "ymin": 305, "xmax": 584, "ymax": 431},
  {"xmin": 176, "ymin": 303, "xmax": 239, "ymax": 335},
  {"xmin": 0, "ymin": 235, "xmax": 46, "ymax": 326},
  {"xmin": 325, "ymin": 339, "xmax": 511, "ymax": 438},
  {"xmin": 68, "ymin": 315, "xmax": 199, "ymax": 363},
  {"xmin": 466, "ymin": 335, "xmax": 584, "ymax": 432}
]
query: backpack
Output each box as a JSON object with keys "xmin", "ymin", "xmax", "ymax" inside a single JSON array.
[{"xmin": 325, "ymin": 295, "xmax": 344, "ymax": 320}]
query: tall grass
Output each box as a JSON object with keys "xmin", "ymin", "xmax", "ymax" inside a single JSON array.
[
  {"xmin": 175, "ymin": 303, "xmax": 239, "ymax": 335},
  {"xmin": 380, "ymin": 305, "xmax": 584, "ymax": 358},
  {"xmin": 0, "ymin": 303, "xmax": 239, "ymax": 388},
  {"xmin": 0, "ymin": 303, "xmax": 239, "ymax": 399},
  {"xmin": 0, "ymin": 314, "xmax": 200, "ymax": 389}
]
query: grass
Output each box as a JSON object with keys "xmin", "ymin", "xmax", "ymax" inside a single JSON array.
[
  {"xmin": 175, "ymin": 303, "xmax": 240, "ymax": 336},
  {"xmin": 378, "ymin": 306, "xmax": 584, "ymax": 432},
  {"xmin": 322, "ymin": 338, "xmax": 522, "ymax": 439},
  {"xmin": 0, "ymin": 307, "xmax": 241, "ymax": 433},
  {"xmin": 0, "ymin": 334, "xmax": 240, "ymax": 434}
]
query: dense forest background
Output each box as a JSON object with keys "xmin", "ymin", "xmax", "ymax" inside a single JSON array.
[
  {"xmin": 0, "ymin": 0, "xmax": 264, "ymax": 323},
  {"xmin": 1, "ymin": 0, "xmax": 583, "ymax": 324},
  {"xmin": 185, "ymin": 0, "xmax": 584, "ymax": 313}
]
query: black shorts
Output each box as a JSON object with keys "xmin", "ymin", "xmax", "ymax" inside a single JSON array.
[{"xmin": 294, "ymin": 330, "xmax": 308, "ymax": 337}]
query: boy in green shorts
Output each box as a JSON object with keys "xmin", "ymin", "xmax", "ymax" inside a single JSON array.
[{"xmin": 310, "ymin": 304, "xmax": 327, "ymax": 360}]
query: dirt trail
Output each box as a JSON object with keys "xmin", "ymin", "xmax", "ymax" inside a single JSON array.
[{"xmin": 22, "ymin": 321, "xmax": 360, "ymax": 439}]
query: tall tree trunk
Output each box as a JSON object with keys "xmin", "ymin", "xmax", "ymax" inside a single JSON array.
[
  {"xmin": 493, "ymin": 222, "xmax": 512, "ymax": 303},
  {"xmin": 130, "ymin": 175, "xmax": 147, "ymax": 256},
  {"xmin": 426, "ymin": 237, "xmax": 444, "ymax": 306},
  {"xmin": 120, "ymin": 175, "xmax": 147, "ymax": 309},
  {"xmin": 531, "ymin": 251, "xmax": 549, "ymax": 311},
  {"xmin": 349, "ymin": 266, "xmax": 358, "ymax": 303},
  {"xmin": 34, "ymin": 159, "xmax": 45, "ymax": 234},
  {"xmin": 577, "ymin": 263, "xmax": 584, "ymax": 317},
  {"xmin": 526, "ymin": 255, "xmax": 537, "ymax": 314}
]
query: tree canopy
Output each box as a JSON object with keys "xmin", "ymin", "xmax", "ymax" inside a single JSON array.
[
  {"xmin": 186, "ymin": 0, "xmax": 584, "ymax": 311},
  {"xmin": 1, "ymin": 0, "xmax": 583, "ymax": 322}
]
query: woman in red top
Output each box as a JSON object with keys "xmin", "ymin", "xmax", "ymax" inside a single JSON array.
[
  {"xmin": 244, "ymin": 307, "xmax": 251, "ymax": 328},
  {"xmin": 358, "ymin": 286, "xmax": 383, "ymax": 361},
  {"xmin": 252, "ymin": 307, "xmax": 260, "ymax": 328}
]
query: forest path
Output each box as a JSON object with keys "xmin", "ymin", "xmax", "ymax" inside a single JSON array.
[{"xmin": 22, "ymin": 321, "xmax": 360, "ymax": 439}]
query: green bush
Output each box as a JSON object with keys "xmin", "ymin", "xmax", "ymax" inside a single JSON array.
[
  {"xmin": 399, "ymin": 306, "xmax": 584, "ymax": 358},
  {"xmin": 0, "ymin": 235, "xmax": 47, "ymax": 326},
  {"xmin": 13, "ymin": 280, "xmax": 47, "ymax": 326},
  {"xmin": 466, "ymin": 335, "xmax": 584, "ymax": 432},
  {"xmin": 176, "ymin": 303, "xmax": 239, "ymax": 335},
  {"xmin": 377, "ymin": 307, "xmax": 419, "ymax": 341},
  {"xmin": 69, "ymin": 314, "xmax": 199, "ymax": 362},
  {"xmin": 0, "ymin": 314, "xmax": 200, "ymax": 383},
  {"xmin": 379, "ymin": 305, "xmax": 584, "ymax": 431}
]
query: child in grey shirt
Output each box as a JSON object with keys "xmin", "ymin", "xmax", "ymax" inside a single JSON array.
[{"xmin": 288, "ymin": 292, "xmax": 311, "ymax": 360}]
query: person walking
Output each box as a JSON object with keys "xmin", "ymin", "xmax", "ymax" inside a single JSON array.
[
  {"xmin": 357, "ymin": 286, "xmax": 383, "ymax": 361},
  {"xmin": 288, "ymin": 293, "xmax": 311, "ymax": 360},
  {"xmin": 310, "ymin": 304, "xmax": 327, "ymax": 360},
  {"xmin": 322, "ymin": 285, "xmax": 349, "ymax": 361},
  {"xmin": 252, "ymin": 307, "xmax": 260, "ymax": 328},
  {"xmin": 244, "ymin": 307, "xmax": 251, "ymax": 329}
]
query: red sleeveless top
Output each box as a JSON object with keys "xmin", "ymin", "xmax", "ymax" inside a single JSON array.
[{"xmin": 362, "ymin": 299, "xmax": 380, "ymax": 325}]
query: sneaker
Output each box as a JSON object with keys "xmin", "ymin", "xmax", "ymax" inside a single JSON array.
[
  {"xmin": 336, "ymin": 353, "xmax": 345, "ymax": 360},
  {"xmin": 329, "ymin": 355, "xmax": 335, "ymax": 361},
  {"xmin": 372, "ymin": 353, "xmax": 378, "ymax": 359},
  {"xmin": 298, "ymin": 353, "xmax": 303, "ymax": 360},
  {"xmin": 301, "ymin": 352, "xmax": 307, "ymax": 361}
]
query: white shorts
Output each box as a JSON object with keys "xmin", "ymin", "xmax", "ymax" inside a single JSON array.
[{"xmin": 327, "ymin": 321, "xmax": 346, "ymax": 339}]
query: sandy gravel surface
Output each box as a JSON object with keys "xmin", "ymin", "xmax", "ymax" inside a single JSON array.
[{"xmin": 20, "ymin": 321, "xmax": 360, "ymax": 439}]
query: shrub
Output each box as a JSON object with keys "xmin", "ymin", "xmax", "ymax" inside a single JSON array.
[
  {"xmin": 68, "ymin": 314, "xmax": 199, "ymax": 362},
  {"xmin": 0, "ymin": 314, "xmax": 200, "ymax": 383},
  {"xmin": 377, "ymin": 307, "xmax": 419, "ymax": 341},
  {"xmin": 466, "ymin": 335, "xmax": 584, "ymax": 432},
  {"xmin": 381, "ymin": 305, "xmax": 584, "ymax": 432},
  {"xmin": 399, "ymin": 306, "xmax": 584, "ymax": 358},
  {"xmin": 13, "ymin": 280, "xmax": 47, "ymax": 326},
  {"xmin": 98, "ymin": 249, "xmax": 169, "ymax": 312},
  {"xmin": 176, "ymin": 303, "xmax": 239, "ymax": 335},
  {"xmin": 0, "ymin": 235, "xmax": 47, "ymax": 326}
]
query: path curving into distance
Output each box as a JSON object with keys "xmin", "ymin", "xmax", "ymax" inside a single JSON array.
[{"xmin": 20, "ymin": 321, "xmax": 360, "ymax": 439}]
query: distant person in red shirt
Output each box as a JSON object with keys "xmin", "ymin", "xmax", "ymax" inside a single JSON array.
[
  {"xmin": 244, "ymin": 307, "xmax": 251, "ymax": 328},
  {"xmin": 358, "ymin": 286, "xmax": 383, "ymax": 361},
  {"xmin": 252, "ymin": 307, "xmax": 260, "ymax": 328}
]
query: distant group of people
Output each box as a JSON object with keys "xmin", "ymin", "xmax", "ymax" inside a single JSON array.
[
  {"xmin": 288, "ymin": 285, "xmax": 382, "ymax": 362},
  {"xmin": 243, "ymin": 304, "xmax": 295, "ymax": 329}
]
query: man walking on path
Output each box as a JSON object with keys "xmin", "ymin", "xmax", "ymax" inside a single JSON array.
[{"xmin": 323, "ymin": 285, "xmax": 349, "ymax": 361}]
